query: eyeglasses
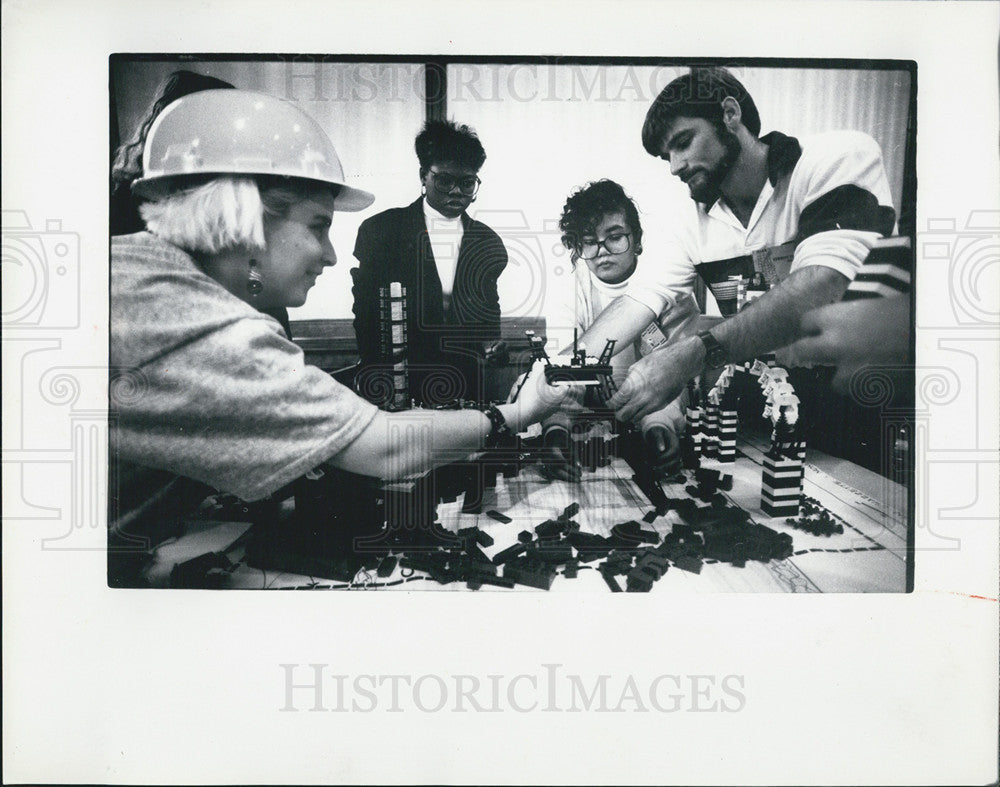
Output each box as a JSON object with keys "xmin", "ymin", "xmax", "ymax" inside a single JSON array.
[
  {"xmin": 578, "ymin": 232, "xmax": 632, "ymax": 260},
  {"xmin": 429, "ymin": 168, "xmax": 481, "ymax": 197}
]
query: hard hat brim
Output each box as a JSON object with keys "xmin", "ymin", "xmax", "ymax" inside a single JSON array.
[{"xmin": 131, "ymin": 173, "xmax": 375, "ymax": 212}]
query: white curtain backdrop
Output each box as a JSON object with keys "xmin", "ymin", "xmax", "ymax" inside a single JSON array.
[
  {"xmin": 113, "ymin": 61, "xmax": 911, "ymax": 322},
  {"xmin": 446, "ymin": 64, "xmax": 911, "ymax": 327}
]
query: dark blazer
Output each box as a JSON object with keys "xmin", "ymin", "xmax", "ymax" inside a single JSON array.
[{"xmin": 352, "ymin": 197, "xmax": 508, "ymax": 405}]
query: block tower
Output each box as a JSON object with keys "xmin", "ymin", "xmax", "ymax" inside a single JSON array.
[
  {"xmin": 378, "ymin": 281, "xmax": 409, "ymax": 411},
  {"xmin": 760, "ymin": 409, "xmax": 805, "ymax": 517}
]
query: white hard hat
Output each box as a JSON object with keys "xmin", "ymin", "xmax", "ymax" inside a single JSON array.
[{"xmin": 131, "ymin": 89, "xmax": 375, "ymax": 211}]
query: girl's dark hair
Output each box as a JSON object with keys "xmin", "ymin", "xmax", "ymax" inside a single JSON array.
[{"xmin": 559, "ymin": 179, "xmax": 643, "ymax": 260}]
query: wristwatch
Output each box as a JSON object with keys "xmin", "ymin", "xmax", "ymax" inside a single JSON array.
[
  {"xmin": 483, "ymin": 404, "xmax": 513, "ymax": 448},
  {"xmin": 697, "ymin": 330, "xmax": 728, "ymax": 368}
]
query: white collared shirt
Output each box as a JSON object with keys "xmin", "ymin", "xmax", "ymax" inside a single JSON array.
[
  {"xmin": 423, "ymin": 197, "xmax": 465, "ymax": 302},
  {"xmin": 626, "ymin": 130, "xmax": 895, "ymax": 317}
]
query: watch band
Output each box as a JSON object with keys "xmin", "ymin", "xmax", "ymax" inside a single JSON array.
[
  {"xmin": 697, "ymin": 330, "xmax": 728, "ymax": 368},
  {"xmin": 483, "ymin": 404, "xmax": 513, "ymax": 448}
]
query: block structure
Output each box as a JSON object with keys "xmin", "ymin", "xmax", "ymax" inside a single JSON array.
[
  {"xmin": 378, "ymin": 282, "xmax": 409, "ymax": 410},
  {"xmin": 717, "ymin": 409, "xmax": 738, "ymax": 463},
  {"xmin": 760, "ymin": 439, "xmax": 805, "ymax": 517},
  {"xmin": 702, "ymin": 401, "xmax": 718, "ymax": 458}
]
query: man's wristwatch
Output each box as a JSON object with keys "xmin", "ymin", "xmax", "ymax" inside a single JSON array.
[
  {"xmin": 697, "ymin": 330, "xmax": 728, "ymax": 368},
  {"xmin": 483, "ymin": 404, "xmax": 514, "ymax": 448}
]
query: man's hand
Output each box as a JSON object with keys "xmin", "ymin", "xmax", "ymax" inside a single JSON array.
[
  {"xmin": 537, "ymin": 421, "xmax": 582, "ymax": 482},
  {"xmin": 784, "ymin": 295, "xmax": 911, "ymax": 391},
  {"xmin": 538, "ymin": 445, "xmax": 583, "ymax": 483},
  {"xmin": 643, "ymin": 424, "xmax": 681, "ymax": 478},
  {"xmin": 608, "ymin": 336, "xmax": 705, "ymax": 423}
]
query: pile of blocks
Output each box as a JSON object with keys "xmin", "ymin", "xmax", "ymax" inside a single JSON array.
[{"xmin": 784, "ymin": 495, "xmax": 844, "ymax": 537}]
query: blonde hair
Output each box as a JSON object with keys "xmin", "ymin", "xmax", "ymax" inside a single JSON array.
[{"xmin": 139, "ymin": 176, "xmax": 336, "ymax": 255}]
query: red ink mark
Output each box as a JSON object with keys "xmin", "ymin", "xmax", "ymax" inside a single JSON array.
[{"xmin": 949, "ymin": 591, "xmax": 998, "ymax": 602}]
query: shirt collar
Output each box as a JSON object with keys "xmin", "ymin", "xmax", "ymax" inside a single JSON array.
[
  {"xmin": 423, "ymin": 196, "xmax": 463, "ymax": 225},
  {"xmin": 760, "ymin": 130, "xmax": 803, "ymax": 186},
  {"xmin": 699, "ymin": 130, "xmax": 802, "ymax": 212}
]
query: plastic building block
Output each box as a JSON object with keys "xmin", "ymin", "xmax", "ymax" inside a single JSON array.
[
  {"xmin": 696, "ymin": 468, "xmax": 722, "ymax": 486},
  {"xmin": 673, "ymin": 553, "xmax": 704, "ymax": 574},
  {"xmin": 528, "ymin": 543, "xmax": 574, "ymax": 565},
  {"xmin": 625, "ymin": 569, "xmax": 655, "ymax": 592},
  {"xmin": 626, "ymin": 550, "xmax": 670, "ymax": 591},
  {"xmin": 535, "ymin": 519, "xmax": 567, "ymax": 538},
  {"xmin": 457, "ymin": 525, "xmax": 489, "ymax": 544},
  {"xmin": 611, "ymin": 520, "xmax": 660, "ymax": 546},
  {"xmin": 598, "ymin": 565, "xmax": 623, "ymax": 592},
  {"xmin": 376, "ymin": 555, "xmax": 397, "ymax": 578},
  {"xmin": 492, "ymin": 542, "xmax": 528, "ymax": 566},
  {"xmin": 503, "ymin": 557, "xmax": 557, "ymax": 590},
  {"xmin": 485, "ymin": 510, "xmax": 513, "ymax": 524},
  {"xmin": 472, "ymin": 574, "xmax": 516, "ymax": 589},
  {"xmin": 476, "ymin": 530, "xmax": 495, "ymax": 548},
  {"xmin": 567, "ymin": 531, "xmax": 611, "ymax": 563},
  {"xmin": 465, "ymin": 543, "xmax": 493, "ymax": 565},
  {"xmin": 603, "ymin": 550, "xmax": 635, "ymax": 576}
]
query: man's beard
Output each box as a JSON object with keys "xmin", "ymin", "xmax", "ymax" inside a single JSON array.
[{"xmin": 688, "ymin": 126, "xmax": 742, "ymax": 205}]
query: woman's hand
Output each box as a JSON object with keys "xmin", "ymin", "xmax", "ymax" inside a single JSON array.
[{"xmin": 502, "ymin": 361, "xmax": 577, "ymax": 431}]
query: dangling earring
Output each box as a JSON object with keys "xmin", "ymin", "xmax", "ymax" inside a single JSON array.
[
  {"xmin": 420, "ymin": 184, "xmax": 427, "ymax": 196},
  {"xmin": 246, "ymin": 259, "xmax": 264, "ymax": 297}
]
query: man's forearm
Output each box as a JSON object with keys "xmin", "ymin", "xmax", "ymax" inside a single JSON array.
[
  {"xmin": 711, "ymin": 266, "xmax": 850, "ymax": 362},
  {"xmin": 567, "ymin": 295, "xmax": 657, "ymax": 356}
]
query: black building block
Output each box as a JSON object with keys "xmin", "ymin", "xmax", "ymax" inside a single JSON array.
[
  {"xmin": 599, "ymin": 565, "xmax": 623, "ymax": 592},
  {"xmin": 492, "ymin": 542, "xmax": 528, "ymax": 565},
  {"xmin": 503, "ymin": 558, "xmax": 556, "ymax": 590},
  {"xmin": 376, "ymin": 555, "xmax": 397, "ymax": 578},
  {"xmin": 560, "ymin": 502, "xmax": 580, "ymax": 521},
  {"xmin": 673, "ymin": 553, "xmax": 703, "ymax": 574},
  {"xmin": 528, "ymin": 543, "xmax": 574, "ymax": 565},
  {"xmin": 535, "ymin": 519, "xmax": 567, "ymax": 538}
]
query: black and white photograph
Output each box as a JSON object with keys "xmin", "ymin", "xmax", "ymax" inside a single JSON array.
[
  {"xmin": 108, "ymin": 56, "xmax": 916, "ymax": 593},
  {"xmin": 3, "ymin": 1, "xmax": 998, "ymax": 784}
]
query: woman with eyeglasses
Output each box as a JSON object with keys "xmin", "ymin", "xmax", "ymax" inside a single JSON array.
[
  {"xmin": 543, "ymin": 179, "xmax": 700, "ymax": 481},
  {"xmin": 351, "ymin": 119, "xmax": 508, "ymax": 407}
]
